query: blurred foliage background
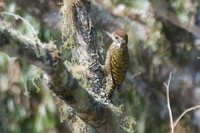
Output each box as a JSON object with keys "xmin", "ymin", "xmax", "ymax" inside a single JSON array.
[{"xmin": 1, "ymin": 0, "xmax": 200, "ymax": 133}]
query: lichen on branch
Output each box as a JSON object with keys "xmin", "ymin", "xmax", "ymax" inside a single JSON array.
[{"xmin": 0, "ymin": 0, "xmax": 135, "ymax": 132}]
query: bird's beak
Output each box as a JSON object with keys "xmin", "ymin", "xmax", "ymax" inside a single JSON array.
[{"xmin": 104, "ymin": 31, "xmax": 114, "ymax": 40}]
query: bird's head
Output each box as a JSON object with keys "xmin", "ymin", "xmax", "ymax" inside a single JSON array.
[{"xmin": 105, "ymin": 29, "xmax": 128, "ymax": 48}]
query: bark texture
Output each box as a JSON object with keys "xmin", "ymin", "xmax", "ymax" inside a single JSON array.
[{"xmin": 0, "ymin": 0, "xmax": 135, "ymax": 132}]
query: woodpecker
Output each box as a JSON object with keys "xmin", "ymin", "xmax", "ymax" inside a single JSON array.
[{"xmin": 104, "ymin": 29, "xmax": 129, "ymax": 98}]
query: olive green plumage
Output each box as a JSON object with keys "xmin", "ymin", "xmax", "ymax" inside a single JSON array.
[{"xmin": 104, "ymin": 29, "xmax": 129, "ymax": 97}]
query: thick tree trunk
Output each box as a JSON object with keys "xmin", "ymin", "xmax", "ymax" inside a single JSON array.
[{"xmin": 0, "ymin": 0, "xmax": 135, "ymax": 132}]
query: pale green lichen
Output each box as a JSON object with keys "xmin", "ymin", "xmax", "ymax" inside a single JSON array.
[{"xmin": 60, "ymin": 0, "xmax": 77, "ymax": 49}]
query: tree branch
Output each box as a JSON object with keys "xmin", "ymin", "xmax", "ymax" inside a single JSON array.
[
  {"xmin": 149, "ymin": 0, "xmax": 198, "ymax": 42},
  {"xmin": 0, "ymin": 0, "xmax": 134, "ymax": 131},
  {"xmin": 15, "ymin": 0, "xmax": 62, "ymax": 32},
  {"xmin": 173, "ymin": 105, "xmax": 200, "ymax": 128},
  {"xmin": 0, "ymin": 21, "xmax": 117, "ymax": 133},
  {"xmin": 164, "ymin": 73, "xmax": 200, "ymax": 133},
  {"xmin": 164, "ymin": 72, "xmax": 174, "ymax": 133}
]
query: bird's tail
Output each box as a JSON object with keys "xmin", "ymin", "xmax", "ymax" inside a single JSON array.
[{"xmin": 108, "ymin": 84, "xmax": 120, "ymax": 99}]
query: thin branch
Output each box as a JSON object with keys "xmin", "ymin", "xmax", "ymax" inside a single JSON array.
[
  {"xmin": 173, "ymin": 105, "xmax": 200, "ymax": 128},
  {"xmin": 0, "ymin": 20, "xmax": 121, "ymax": 133},
  {"xmin": 0, "ymin": 23, "xmax": 48, "ymax": 69},
  {"xmin": 15, "ymin": 0, "xmax": 61, "ymax": 32},
  {"xmin": 164, "ymin": 72, "xmax": 174, "ymax": 133},
  {"xmin": 131, "ymin": 72, "xmax": 142, "ymax": 79},
  {"xmin": 0, "ymin": 0, "xmax": 134, "ymax": 131},
  {"xmin": 164, "ymin": 73, "xmax": 200, "ymax": 133},
  {"xmin": 149, "ymin": 0, "xmax": 200, "ymax": 38},
  {"xmin": 1, "ymin": 12, "xmax": 39, "ymax": 43}
]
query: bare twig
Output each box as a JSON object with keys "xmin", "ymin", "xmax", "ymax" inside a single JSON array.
[
  {"xmin": 131, "ymin": 72, "xmax": 142, "ymax": 79},
  {"xmin": 164, "ymin": 72, "xmax": 174, "ymax": 133},
  {"xmin": 173, "ymin": 105, "xmax": 200, "ymax": 128},
  {"xmin": 164, "ymin": 73, "xmax": 200, "ymax": 133}
]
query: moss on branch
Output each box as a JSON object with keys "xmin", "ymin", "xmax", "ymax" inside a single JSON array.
[{"xmin": 0, "ymin": 0, "xmax": 135, "ymax": 132}]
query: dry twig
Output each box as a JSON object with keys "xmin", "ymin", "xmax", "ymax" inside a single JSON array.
[{"xmin": 164, "ymin": 73, "xmax": 200, "ymax": 133}]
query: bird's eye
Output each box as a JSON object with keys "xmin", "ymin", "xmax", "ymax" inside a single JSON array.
[{"xmin": 115, "ymin": 36, "xmax": 119, "ymax": 39}]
